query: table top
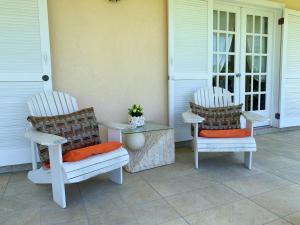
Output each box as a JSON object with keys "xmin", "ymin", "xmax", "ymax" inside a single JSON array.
[{"xmin": 122, "ymin": 121, "xmax": 172, "ymax": 134}]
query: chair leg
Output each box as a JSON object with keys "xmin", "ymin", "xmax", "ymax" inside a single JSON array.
[
  {"xmin": 193, "ymin": 135, "xmax": 199, "ymax": 169},
  {"xmin": 244, "ymin": 152, "xmax": 252, "ymax": 170},
  {"xmin": 49, "ymin": 145, "xmax": 66, "ymax": 208},
  {"xmin": 194, "ymin": 149, "xmax": 199, "ymax": 169},
  {"xmin": 51, "ymin": 175, "xmax": 66, "ymax": 208},
  {"xmin": 109, "ymin": 167, "xmax": 123, "ymax": 184},
  {"xmin": 30, "ymin": 141, "xmax": 38, "ymax": 170}
]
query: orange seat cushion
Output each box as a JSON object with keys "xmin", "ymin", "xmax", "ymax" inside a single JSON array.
[
  {"xmin": 199, "ymin": 129, "xmax": 251, "ymax": 138},
  {"xmin": 63, "ymin": 142, "xmax": 123, "ymax": 162},
  {"xmin": 43, "ymin": 142, "xmax": 123, "ymax": 168}
]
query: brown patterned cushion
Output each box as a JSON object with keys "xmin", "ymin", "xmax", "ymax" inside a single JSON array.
[
  {"xmin": 190, "ymin": 102, "xmax": 243, "ymax": 131},
  {"xmin": 27, "ymin": 107, "xmax": 100, "ymax": 164}
]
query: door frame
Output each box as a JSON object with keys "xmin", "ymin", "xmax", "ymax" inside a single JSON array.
[
  {"xmin": 213, "ymin": 0, "xmax": 284, "ymax": 127},
  {"xmin": 38, "ymin": 0, "xmax": 52, "ymax": 90}
]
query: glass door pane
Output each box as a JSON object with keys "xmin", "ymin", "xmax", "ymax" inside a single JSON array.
[
  {"xmin": 244, "ymin": 13, "xmax": 269, "ymax": 113},
  {"xmin": 212, "ymin": 8, "xmax": 239, "ymax": 103}
]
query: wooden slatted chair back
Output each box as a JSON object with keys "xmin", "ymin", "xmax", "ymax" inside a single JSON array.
[
  {"xmin": 194, "ymin": 87, "xmax": 233, "ymax": 108},
  {"xmin": 28, "ymin": 91, "xmax": 79, "ymax": 116}
]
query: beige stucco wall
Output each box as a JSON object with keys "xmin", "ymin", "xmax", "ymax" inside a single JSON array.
[
  {"xmin": 48, "ymin": 0, "xmax": 299, "ymax": 130},
  {"xmin": 48, "ymin": 0, "xmax": 168, "ymax": 128}
]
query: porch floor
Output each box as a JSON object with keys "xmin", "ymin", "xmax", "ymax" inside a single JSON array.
[{"xmin": 1, "ymin": 130, "xmax": 300, "ymax": 225}]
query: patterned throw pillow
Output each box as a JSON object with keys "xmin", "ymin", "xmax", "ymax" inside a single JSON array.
[
  {"xmin": 190, "ymin": 102, "xmax": 243, "ymax": 130},
  {"xmin": 27, "ymin": 107, "xmax": 101, "ymax": 164}
]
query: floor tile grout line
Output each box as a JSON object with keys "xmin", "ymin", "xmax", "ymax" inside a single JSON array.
[
  {"xmin": 39, "ymin": 204, "xmax": 42, "ymax": 225},
  {"xmin": 222, "ymin": 180, "xmax": 294, "ymax": 221},
  {"xmin": 138, "ymin": 168, "xmax": 197, "ymax": 185},
  {"xmin": 139, "ymin": 157, "xmax": 288, "ymax": 223},
  {"xmin": 179, "ymin": 198, "xmax": 247, "ymax": 219},
  {"xmin": 260, "ymin": 136, "xmax": 300, "ymax": 144},
  {"xmin": 116, "ymin": 174, "xmax": 153, "ymax": 225},
  {"xmin": 146, "ymin": 179, "xmax": 221, "ymax": 200},
  {"xmin": 146, "ymin": 176, "xmax": 250, "ymax": 224},
  {"xmin": 181, "ymin": 217, "xmax": 192, "ymax": 225},
  {"xmin": 263, "ymin": 149, "xmax": 300, "ymax": 163},
  {"xmin": 141, "ymin": 164, "xmax": 267, "ymax": 198},
  {"xmin": 244, "ymin": 182, "xmax": 300, "ymax": 200},
  {"xmin": 1, "ymin": 172, "xmax": 12, "ymax": 198},
  {"xmin": 140, "ymin": 170, "xmax": 202, "ymax": 225},
  {"xmin": 269, "ymin": 172, "xmax": 300, "ymax": 185},
  {"xmin": 260, "ymin": 162, "xmax": 300, "ymax": 173},
  {"xmin": 265, "ymin": 151, "xmax": 300, "ymax": 160},
  {"xmin": 77, "ymin": 183, "xmax": 92, "ymax": 225},
  {"xmin": 175, "ymin": 194, "xmax": 286, "ymax": 225},
  {"xmin": 221, "ymin": 169, "xmax": 286, "ymax": 184},
  {"xmin": 222, "ymin": 173, "xmax": 297, "ymax": 199},
  {"xmin": 280, "ymin": 217, "xmax": 295, "ymax": 225},
  {"xmin": 52, "ymin": 163, "xmax": 299, "ymax": 225},
  {"xmin": 264, "ymin": 169, "xmax": 300, "ymax": 186},
  {"xmin": 277, "ymin": 207, "xmax": 300, "ymax": 224},
  {"xmin": 254, "ymin": 164, "xmax": 300, "ymax": 175},
  {"xmin": 78, "ymin": 182, "xmax": 128, "ymax": 225},
  {"xmin": 139, "ymin": 175, "xmax": 184, "ymax": 224},
  {"xmin": 261, "ymin": 218, "xmax": 293, "ymax": 225},
  {"xmin": 3, "ymin": 133, "xmax": 300, "ymax": 225},
  {"xmin": 125, "ymin": 197, "xmax": 147, "ymax": 225}
]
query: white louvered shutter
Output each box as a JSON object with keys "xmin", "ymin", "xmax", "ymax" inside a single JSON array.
[
  {"xmin": 0, "ymin": 0, "xmax": 52, "ymax": 166},
  {"xmin": 169, "ymin": 0, "xmax": 211, "ymax": 141},
  {"xmin": 279, "ymin": 9, "xmax": 300, "ymax": 128}
]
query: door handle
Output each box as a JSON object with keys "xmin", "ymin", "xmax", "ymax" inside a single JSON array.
[
  {"xmin": 236, "ymin": 73, "xmax": 242, "ymax": 78},
  {"xmin": 42, "ymin": 75, "xmax": 49, "ymax": 81}
]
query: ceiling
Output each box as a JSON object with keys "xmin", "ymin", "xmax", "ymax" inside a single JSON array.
[{"xmin": 271, "ymin": 0, "xmax": 300, "ymax": 10}]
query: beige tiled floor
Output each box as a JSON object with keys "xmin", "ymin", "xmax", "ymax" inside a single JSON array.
[{"xmin": 1, "ymin": 130, "xmax": 300, "ymax": 225}]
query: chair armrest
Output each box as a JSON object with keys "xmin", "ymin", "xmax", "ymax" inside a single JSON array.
[
  {"xmin": 99, "ymin": 122, "xmax": 132, "ymax": 130},
  {"xmin": 182, "ymin": 110, "xmax": 204, "ymax": 124},
  {"xmin": 242, "ymin": 112, "xmax": 269, "ymax": 122},
  {"xmin": 25, "ymin": 128, "xmax": 67, "ymax": 146}
]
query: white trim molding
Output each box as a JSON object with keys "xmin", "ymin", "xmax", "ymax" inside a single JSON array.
[{"xmin": 220, "ymin": 0, "xmax": 285, "ymax": 9}]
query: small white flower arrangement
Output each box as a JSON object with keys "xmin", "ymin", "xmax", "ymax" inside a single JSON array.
[{"xmin": 128, "ymin": 104, "xmax": 145, "ymax": 127}]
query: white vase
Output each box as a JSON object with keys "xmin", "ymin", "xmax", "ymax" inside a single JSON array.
[
  {"xmin": 129, "ymin": 116, "xmax": 145, "ymax": 127},
  {"xmin": 125, "ymin": 133, "xmax": 145, "ymax": 151}
]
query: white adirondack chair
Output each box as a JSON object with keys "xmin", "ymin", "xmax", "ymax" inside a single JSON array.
[
  {"xmin": 25, "ymin": 91, "xmax": 130, "ymax": 208},
  {"xmin": 182, "ymin": 87, "xmax": 268, "ymax": 169}
]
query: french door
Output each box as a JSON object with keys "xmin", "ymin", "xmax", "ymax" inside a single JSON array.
[{"xmin": 213, "ymin": 4, "xmax": 273, "ymax": 125}]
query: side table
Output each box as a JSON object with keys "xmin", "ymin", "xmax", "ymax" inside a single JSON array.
[{"xmin": 122, "ymin": 122, "xmax": 175, "ymax": 173}]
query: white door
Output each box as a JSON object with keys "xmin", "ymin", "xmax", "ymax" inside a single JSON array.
[
  {"xmin": 240, "ymin": 8, "xmax": 273, "ymax": 125},
  {"xmin": 212, "ymin": 5, "xmax": 273, "ymax": 125},
  {"xmin": 0, "ymin": 0, "xmax": 52, "ymax": 166},
  {"xmin": 169, "ymin": 0, "xmax": 211, "ymax": 142},
  {"xmin": 279, "ymin": 9, "xmax": 300, "ymax": 128}
]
